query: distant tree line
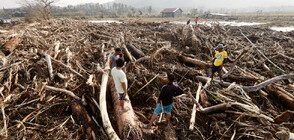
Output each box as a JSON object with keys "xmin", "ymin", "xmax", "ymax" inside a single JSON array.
[{"xmin": 51, "ymin": 3, "xmax": 156, "ymax": 18}]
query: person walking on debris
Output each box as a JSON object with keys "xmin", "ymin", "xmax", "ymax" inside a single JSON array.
[
  {"xmin": 144, "ymin": 73, "xmax": 184, "ymax": 129},
  {"xmin": 187, "ymin": 19, "xmax": 190, "ymax": 25},
  {"xmin": 109, "ymin": 48, "xmax": 123, "ymax": 69},
  {"xmin": 194, "ymin": 17, "xmax": 199, "ymax": 25},
  {"xmin": 111, "ymin": 58, "xmax": 129, "ymax": 113},
  {"xmin": 210, "ymin": 44, "xmax": 232, "ymax": 84}
]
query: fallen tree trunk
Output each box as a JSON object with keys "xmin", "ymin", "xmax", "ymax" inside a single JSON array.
[
  {"xmin": 242, "ymin": 74, "xmax": 294, "ymax": 92},
  {"xmin": 126, "ymin": 43, "xmax": 145, "ymax": 59},
  {"xmin": 134, "ymin": 56, "xmax": 150, "ymax": 64},
  {"xmin": 99, "ymin": 61, "xmax": 120, "ymax": 139},
  {"xmin": 120, "ymin": 33, "xmax": 135, "ymax": 62},
  {"xmin": 109, "ymin": 81, "xmax": 142, "ymax": 139},
  {"xmin": 266, "ymin": 85, "xmax": 294, "ymax": 110},
  {"xmin": 180, "ymin": 56, "xmax": 210, "ymax": 69}
]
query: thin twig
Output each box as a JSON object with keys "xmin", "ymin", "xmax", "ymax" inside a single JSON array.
[
  {"xmin": 47, "ymin": 116, "xmax": 71, "ymax": 132},
  {"xmin": 1, "ymin": 105, "xmax": 7, "ymax": 137}
]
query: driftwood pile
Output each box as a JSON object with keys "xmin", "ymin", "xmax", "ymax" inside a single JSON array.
[{"xmin": 0, "ymin": 19, "xmax": 294, "ymax": 139}]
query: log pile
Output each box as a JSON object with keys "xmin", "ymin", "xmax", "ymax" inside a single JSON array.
[{"xmin": 0, "ymin": 18, "xmax": 293, "ymax": 139}]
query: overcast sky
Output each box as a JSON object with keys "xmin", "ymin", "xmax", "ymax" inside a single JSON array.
[
  {"xmin": 0, "ymin": 0, "xmax": 113, "ymax": 8},
  {"xmin": 1, "ymin": 0, "xmax": 294, "ymax": 9}
]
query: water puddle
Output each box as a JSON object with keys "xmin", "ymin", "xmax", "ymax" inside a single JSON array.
[
  {"xmin": 171, "ymin": 21, "xmax": 265, "ymax": 26},
  {"xmin": 89, "ymin": 20, "xmax": 122, "ymax": 24},
  {"xmin": 270, "ymin": 27, "xmax": 294, "ymax": 32}
]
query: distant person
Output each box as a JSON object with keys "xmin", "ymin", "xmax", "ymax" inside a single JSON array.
[
  {"xmin": 109, "ymin": 48, "xmax": 123, "ymax": 69},
  {"xmin": 187, "ymin": 19, "xmax": 190, "ymax": 25},
  {"xmin": 144, "ymin": 73, "xmax": 184, "ymax": 129},
  {"xmin": 195, "ymin": 17, "xmax": 199, "ymax": 25},
  {"xmin": 210, "ymin": 44, "xmax": 233, "ymax": 84},
  {"xmin": 111, "ymin": 58, "xmax": 129, "ymax": 113}
]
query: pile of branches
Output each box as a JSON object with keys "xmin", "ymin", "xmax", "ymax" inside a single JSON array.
[{"xmin": 0, "ymin": 19, "xmax": 293, "ymax": 140}]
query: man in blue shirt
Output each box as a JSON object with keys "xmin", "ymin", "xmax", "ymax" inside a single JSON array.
[{"xmin": 109, "ymin": 48, "xmax": 122, "ymax": 69}]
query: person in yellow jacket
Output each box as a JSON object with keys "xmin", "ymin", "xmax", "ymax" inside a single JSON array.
[{"xmin": 210, "ymin": 44, "xmax": 232, "ymax": 83}]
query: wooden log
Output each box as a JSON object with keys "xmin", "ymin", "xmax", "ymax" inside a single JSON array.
[
  {"xmin": 187, "ymin": 90, "xmax": 229, "ymax": 114},
  {"xmin": 3, "ymin": 37, "xmax": 21, "ymax": 54},
  {"xmin": 126, "ymin": 43, "xmax": 145, "ymax": 59},
  {"xmin": 110, "ymin": 80, "xmax": 142, "ymax": 139},
  {"xmin": 243, "ymin": 74, "xmax": 294, "ymax": 92},
  {"xmin": 266, "ymin": 85, "xmax": 294, "ymax": 110},
  {"xmin": 273, "ymin": 110, "xmax": 294, "ymax": 124},
  {"xmin": 99, "ymin": 62, "xmax": 120, "ymax": 140},
  {"xmin": 189, "ymin": 82, "xmax": 202, "ymax": 130},
  {"xmin": 134, "ymin": 56, "xmax": 150, "ymax": 64},
  {"xmin": 150, "ymin": 44, "xmax": 170, "ymax": 61},
  {"xmin": 180, "ymin": 56, "xmax": 210, "ymax": 69},
  {"xmin": 200, "ymin": 103, "xmax": 229, "ymax": 114},
  {"xmin": 275, "ymin": 85, "xmax": 294, "ymax": 99},
  {"xmin": 119, "ymin": 33, "xmax": 135, "ymax": 62}
]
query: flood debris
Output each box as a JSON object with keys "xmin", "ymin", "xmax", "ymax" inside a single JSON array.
[{"xmin": 0, "ymin": 19, "xmax": 293, "ymax": 139}]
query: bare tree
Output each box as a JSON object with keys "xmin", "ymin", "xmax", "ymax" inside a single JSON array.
[{"xmin": 20, "ymin": 0, "xmax": 58, "ymax": 21}]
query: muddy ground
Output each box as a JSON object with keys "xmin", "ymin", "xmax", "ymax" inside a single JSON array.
[{"xmin": 0, "ymin": 18, "xmax": 293, "ymax": 140}]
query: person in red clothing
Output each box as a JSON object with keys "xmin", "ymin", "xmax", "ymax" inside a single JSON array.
[
  {"xmin": 194, "ymin": 17, "xmax": 199, "ymax": 25},
  {"xmin": 143, "ymin": 73, "xmax": 184, "ymax": 128}
]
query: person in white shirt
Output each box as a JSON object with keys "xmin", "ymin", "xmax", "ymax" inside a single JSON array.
[{"xmin": 111, "ymin": 58, "xmax": 128, "ymax": 112}]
